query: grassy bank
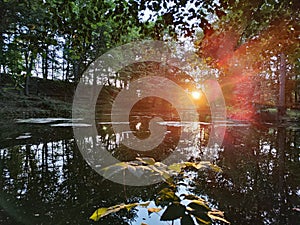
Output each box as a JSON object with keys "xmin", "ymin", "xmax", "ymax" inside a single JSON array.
[{"xmin": 0, "ymin": 90, "xmax": 72, "ymax": 120}]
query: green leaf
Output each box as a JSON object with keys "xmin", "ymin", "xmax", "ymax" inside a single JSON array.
[
  {"xmin": 195, "ymin": 216, "xmax": 212, "ymax": 225},
  {"xmin": 188, "ymin": 201, "xmax": 212, "ymax": 224},
  {"xmin": 187, "ymin": 200, "xmax": 210, "ymax": 212},
  {"xmin": 181, "ymin": 194, "xmax": 205, "ymax": 201},
  {"xmin": 155, "ymin": 188, "xmax": 180, "ymax": 206},
  {"xmin": 160, "ymin": 203, "xmax": 186, "ymax": 221},
  {"xmin": 181, "ymin": 214, "xmax": 195, "ymax": 225}
]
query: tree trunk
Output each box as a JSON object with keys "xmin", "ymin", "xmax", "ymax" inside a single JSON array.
[
  {"xmin": 278, "ymin": 53, "xmax": 286, "ymax": 120},
  {"xmin": 24, "ymin": 52, "xmax": 34, "ymax": 96},
  {"xmin": 25, "ymin": 75, "xmax": 30, "ymax": 96},
  {"xmin": 42, "ymin": 46, "xmax": 48, "ymax": 79},
  {"xmin": 295, "ymin": 73, "xmax": 298, "ymax": 106}
]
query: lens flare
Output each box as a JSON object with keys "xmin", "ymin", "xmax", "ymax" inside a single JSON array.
[{"xmin": 191, "ymin": 91, "xmax": 201, "ymax": 100}]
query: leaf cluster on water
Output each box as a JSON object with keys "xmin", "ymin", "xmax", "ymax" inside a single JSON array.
[{"xmin": 91, "ymin": 157, "xmax": 229, "ymax": 224}]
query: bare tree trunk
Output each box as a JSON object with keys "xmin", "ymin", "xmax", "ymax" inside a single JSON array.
[
  {"xmin": 295, "ymin": 73, "xmax": 298, "ymax": 106},
  {"xmin": 66, "ymin": 60, "xmax": 70, "ymax": 82},
  {"xmin": 278, "ymin": 53, "xmax": 286, "ymax": 120},
  {"xmin": 51, "ymin": 49, "xmax": 54, "ymax": 80},
  {"xmin": 25, "ymin": 75, "xmax": 30, "ymax": 96},
  {"xmin": 24, "ymin": 52, "xmax": 34, "ymax": 96},
  {"xmin": 42, "ymin": 46, "xmax": 48, "ymax": 80}
]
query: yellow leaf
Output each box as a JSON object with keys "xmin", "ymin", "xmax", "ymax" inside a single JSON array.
[
  {"xmin": 195, "ymin": 216, "xmax": 212, "ymax": 225},
  {"xmin": 210, "ymin": 164, "xmax": 222, "ymax": 173},
  {"xmin": 168, "ymin": 163, "xmax": 183, "ymax": 172},
  {"xmin": 148, "ymin": 207, "xmax": 162, "ymax": 214},
  {"xmin": 90, "ymin": 208, "xmax": 108, "ymax": 221},
  {"xmin": 183, "ymin": 162, "xmax": 196, "ymax": 168},
  {"xmin": 208, "ymin": 213, "xmax": 230, "ymax": 224},
  {"xmin": 125, "ymin": 203, "xmax": 138, "ymax": 211},
  {"xmin": 190, "ymin": 200, "xmax": 210, "ymax": 209},
  {"xmin": 209, "ymin": 209, "xmax": 225, "ymax": 217},
  {"xmin": 136, "ymin": 157, "xmax": 156, "ymax": 165},
  {"xmin": 139, "ymin": 202, "xmax": 150, "ymax": 207}
]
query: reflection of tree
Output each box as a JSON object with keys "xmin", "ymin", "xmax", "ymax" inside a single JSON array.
[
  {"xmin": 0, "ymin": 136, "xmax": 170, "ymax": 225},
  {"xmin": 96, "ymin": 120, "xmax": 181, "ymax": 162},
  {"xmin": 192, "ymin": 126, "xmax": 300, "ymax": 224},
  {"xmin": 2, "ymin": 125, "xmax": 298, "ymax": 224}
]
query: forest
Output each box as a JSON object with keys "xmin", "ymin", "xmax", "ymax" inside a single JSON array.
[{"xmin": 0, "ymin": 0, "xmax": 299, "ymax": 116}]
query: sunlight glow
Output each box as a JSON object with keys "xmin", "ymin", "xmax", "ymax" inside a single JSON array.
[{"xmin": 191, "ymin": 91, "xmax": 201, "ymax": 100}]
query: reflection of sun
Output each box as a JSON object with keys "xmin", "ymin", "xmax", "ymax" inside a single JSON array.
[{"xmin": 191, "ymin": 91, "xmax": 201, "ymax": 100}]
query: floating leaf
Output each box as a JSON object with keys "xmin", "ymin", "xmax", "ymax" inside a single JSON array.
[
  {"xmin": 168, "ymin": 163, "xmax": 184, "ymax": 172},
  {"xmin": 160, "ymin": 203, "xmax": 186, "ymax": 221},
  {"xmin": 184, "ymin": 162, "xmax": 197, "ymax": 168},
  {"xmin": 149, "ymin": 165, "xmax": 172, "ymax": 181},
  {"xmin": 148, "ymin": 207, "xmax": 162, "ymax": 215},
  {"xmin": 209, "ymin": 164, "xmax": 222, "ymax": 173},
  {"xmin": 193, "ymin": 162, "xmax": 210, "ymax": 170},
  {"xmin": 168, "ymin": 161, "xmax": 219, "ymax": 173},
  {"xmin": 155, "ymin": 188, "xmax": 180, "ymax": 206},
  {"xmin": 188, "ymin": 200, "xmax": 212, "ymax": 224},
  {"xmin": 209, "ymin": 209, "xmax": 224, "ymax": 217},
  {"xmin": 154, "ymin": 162, "xmax": 168, "ymax": 169},
  {"xmin": 208, "ymin": 212, "xmax": 230, "ymax": 224},
  {"xmin": 127, "ymin": 165, "xmax": 147, "ymax": 178},
  {"xmin": 136, "ymin": 157, "xmax": 156, "ymax": 165},
  {"xmin": 124, "ymin": 203, "xmax": 139, "ymax": 211},
  {"xmin": 181, "ymin": 214, "xmax": 195, "ymax": 225},
  {"xmin": 195, "ymin": 215, "xmax": 212, "ymax": 225},
  {"xmin": 90, "ymin": 208, "xmax": 108, "ymax": 221},
  {"xmin": 181, "ymin": 194, "xmax": 205, "ymax": 201},
  {"xmin": 90, "ymin": 202, "xmax": 150, "ymax": 221},
  {"xmin": 90, "ymin": 204, "xmax": 124, "ymax": 221},
  {"xmin": 188, "ymin": 200, "xmax": 210, "ymax": 212},
  {"xmin": 101, "ymin": 162, "xmax": 128, "ymax": 178},
  {"xmin": 139, "ymin": 202, "xmax": 151, "ymax": 208},
  {"xmin": 127, "ymin": 165, "xmax": 136, "ymax": 174}
]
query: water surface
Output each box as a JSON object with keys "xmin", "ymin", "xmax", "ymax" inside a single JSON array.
[{"xmin": 0, "ymin": 118, "xmax": 299, "ymax": 225}]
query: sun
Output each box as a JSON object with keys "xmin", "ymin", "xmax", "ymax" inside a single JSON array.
[{"xmin": 191, "ymin": 91, "xmax": 201, "ymax": 100}]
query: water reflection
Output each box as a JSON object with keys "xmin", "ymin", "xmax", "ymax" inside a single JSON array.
[
  {"xmin": 194, "ymin": 125, "xmax": 300, "ymax": 225},
  {"xmin": 0, "ymin": 119, "xmax": 299, "ymax": 224}
]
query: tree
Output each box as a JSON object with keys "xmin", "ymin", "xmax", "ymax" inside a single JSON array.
[
  {"xmin": 0, "ymin": 0, "xmax": 150, "ymax": 92},
  {"xmin": 138, "ymin": 0, "xmax": 299, "ymax": 118}
]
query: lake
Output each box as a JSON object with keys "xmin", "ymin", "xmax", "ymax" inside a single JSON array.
[{"xmin": 0, "ymin": 117, "xmax": 299, "ymax": 225}]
